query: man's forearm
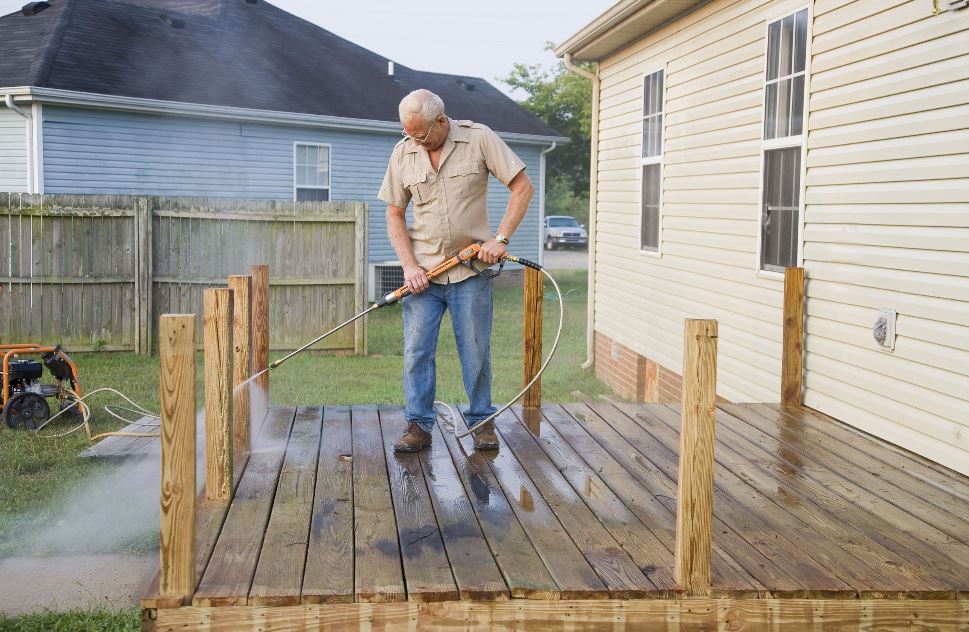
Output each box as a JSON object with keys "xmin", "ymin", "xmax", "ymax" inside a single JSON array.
[
  {"xmin": 496, "ymin": 171, "xmax": 535, "ymax": 239},
  {"xmin": 386, "ymin": 205, "xmax": 419, "ymax": 267}
]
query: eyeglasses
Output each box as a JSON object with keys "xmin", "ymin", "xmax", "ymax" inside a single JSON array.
[{"xmin": 402, "ymin": 118, "xmax": 437, "ymax": 144}]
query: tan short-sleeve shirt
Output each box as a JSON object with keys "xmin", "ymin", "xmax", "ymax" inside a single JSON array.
[{"xmin": 378, "ymin": 118, "xmax": 526, "ymax": 284}]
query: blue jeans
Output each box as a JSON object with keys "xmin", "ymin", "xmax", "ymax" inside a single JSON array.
[{"xmin": 402, "ymin": 274, "xmax": 496, "ymax": 432}]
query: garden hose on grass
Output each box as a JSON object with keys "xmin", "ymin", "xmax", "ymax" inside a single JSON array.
[{"xmin": 33, "ymin": 387, "xmax": 159, "ymax": 440}]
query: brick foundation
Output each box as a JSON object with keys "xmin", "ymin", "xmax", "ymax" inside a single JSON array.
[{"xmin": 594, "ymin": 332, "xmax": 683, "ymax": 403}]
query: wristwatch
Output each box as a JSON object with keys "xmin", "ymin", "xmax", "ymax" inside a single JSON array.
[{"xmin": 494, "ymin": 233, "xmax": 510, "ymax": 245}]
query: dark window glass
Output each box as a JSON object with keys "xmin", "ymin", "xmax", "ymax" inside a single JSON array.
[
  {"xmin": 296, "ymin": 188, "xmax": 329, "ymax": 202},
  {"xmin": 641, "ymin": 163, "xmax": 661, "ymax": 251},
  {"xmin": 761, "ymin": 147, "xmax": 801, "ymax": 271},
  {"xmin": 642, "ymin": 70, "xmax": 664, "ymax": 158}
]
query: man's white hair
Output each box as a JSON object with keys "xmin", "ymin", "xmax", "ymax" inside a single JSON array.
[{"xmin": 399, "ymin": 89, "xmax": 445, "ymax": 126}]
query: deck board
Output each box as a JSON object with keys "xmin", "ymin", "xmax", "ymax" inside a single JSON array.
[
  {"xmin": 532, "ymin": 405, "xmax": 690, "ymax": 596},
  {"xmin": 248, "ymin": 406, "xmax": 322, "ymax": 606},
  {"xmin": 417, "ymin": 418, "xmax": 509, "ymax": 601},
  {"xmin": 436, "ymin": 421, "xmax": 560, "ymax": 599},
  {"xmin": 173, "ymin": 403, "xmax": 969, "ymax": 608},
  {"xmin": 615, "ymin": 402, "xmax": 892, "ymax": 595},
  {"xmin": 351, "ymin": 406, "xmax": 406, "ymax": 603},
  {"xmin": 715, "ymin": 404, "xmax": 969, "ymax": 590},
  {"xmin": 378, "ymin": 407, "xmax": 459, "ymax": 602},
  {"xmin": 193, "ymin": 407, "xmax": 296, "ymax": 606},
  {"xmin": 500, "ymin": 408, "xmax": 659, "ymax": 598},
  {"xmin": 596, "ymin": 403, "xmax": 856, "ymax": 598},
  {"xmin": 301, "ymin": 406, "xmax": 354, "ymax": 604},
  {"xmin": 458, "ymin": 410, "xmax": 612, "ymax": 600}
]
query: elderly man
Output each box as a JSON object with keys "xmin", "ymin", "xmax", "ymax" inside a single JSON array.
[{"xmin": 378, "ymin": 89, "xmax": 534, "ymax": 452}]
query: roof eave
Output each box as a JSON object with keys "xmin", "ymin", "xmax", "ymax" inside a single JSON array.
[
  {"xmin": 554, "ymin": 0, "xmax": 711, "ymax": 61},
  {"xmin": 14, "ymin": 87, "xmax": 567, "ymax": 145}
]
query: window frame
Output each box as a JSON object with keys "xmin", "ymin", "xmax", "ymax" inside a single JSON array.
[
  {"xmin": 756, "ymin": 6, "xmax": 811, "ymax": 278},
  {"xmin": 293, "ymin": 141, "xmax": 332, "ymax": 202},
  {"xmin": 639, "ymin": 65, "xmax": 666, "ymax": 257}
]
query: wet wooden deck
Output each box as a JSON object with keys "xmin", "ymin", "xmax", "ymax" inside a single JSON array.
[{"xmin": 162, "ymin": 402, "xmax": 969, "ymax": 608}]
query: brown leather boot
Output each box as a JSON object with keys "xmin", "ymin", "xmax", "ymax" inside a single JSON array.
[
  {"xmin": 394, "ymin": 422, "xmax": 432, "ymax": 452},
  {"xmin": 472, "ymin": 421, "xmax": 499, "ymax": 450}
]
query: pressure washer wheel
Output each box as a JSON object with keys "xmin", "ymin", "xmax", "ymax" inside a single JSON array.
[{"xmin": 3, "ymin": 392, "xmax": 51, "ymax": 430}]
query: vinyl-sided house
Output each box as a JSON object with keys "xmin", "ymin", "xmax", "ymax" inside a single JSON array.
[
  {"xmin": 0, "ymin": 0, "xmax": 565, "ymax": 295},
  {"xmin": 556, "ymin": 0, "xmax": 969, "ymax": 475}
]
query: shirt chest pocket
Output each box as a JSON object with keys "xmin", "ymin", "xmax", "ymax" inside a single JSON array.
[
  {"xmin": 403, "ymin": 171, "xmax": 437, "ymax": 207},
  {"xmin": 447, "ymin": 160, "xmax": 481, "ymax": 200}
]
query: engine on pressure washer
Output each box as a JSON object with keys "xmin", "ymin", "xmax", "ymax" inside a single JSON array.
[{"xmin": 8, "ymin": 360, "xmax": 61, "ymax": 399}]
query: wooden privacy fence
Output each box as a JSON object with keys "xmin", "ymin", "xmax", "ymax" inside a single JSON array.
[{"xmin": 0, "ymin": 194, "xmax": 367, "ymax": 355}]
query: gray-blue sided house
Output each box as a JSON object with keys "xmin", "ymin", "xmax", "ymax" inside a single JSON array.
[{"xmin": 0, "ymin": 0, "xmax": 565, "ymax": 297}]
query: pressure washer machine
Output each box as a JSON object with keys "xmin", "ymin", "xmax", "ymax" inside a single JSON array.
[{"xmin": 1, "ymin": 344, "xmax": 83, "ymax": 430}]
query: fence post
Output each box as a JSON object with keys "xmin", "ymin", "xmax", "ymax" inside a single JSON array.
[
  {"xmin": 354, "ymin": 202, "xmax": 368, "ymax": 355},
  {"xmin": 203, "ymin": 288, "xmax": 233, "ymax": 500},
  {"xmin": 159, "ymin": 314, "xmax": 197, "ymax": 604},
  {"xmin": 250, "ymin": 264, "xmax": 269, "ymax": 423},
  {"xmin": 135, "ymin": 197, "xmax": 153, "ymax": 355},
  {"xmin": 522, "ymin": 267, "xmax": 543, "ymax": 408},
  {"xmin": 228, "ymin": 275, "xmax": 252, "ymax": 458},
  {"xmin": 675, "ymin": 318, "xmax": 717, "ymax": 597},
  {"xmin": 781, "ymin": 267, "xmax": 805, "ymax": 406}
]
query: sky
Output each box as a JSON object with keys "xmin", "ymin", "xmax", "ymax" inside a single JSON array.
[{"xmin": 0, "ymin": 0, "xmax": 614, "ymax": 97}]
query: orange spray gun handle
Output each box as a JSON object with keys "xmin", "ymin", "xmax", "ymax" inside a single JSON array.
[{"xmin": 375, "ymin": 243, "xmax": 482, "ymax": 307}]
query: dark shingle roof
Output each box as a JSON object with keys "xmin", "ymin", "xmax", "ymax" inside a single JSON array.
[{"xmin": 0, "ymin": 0, "xmax": 561, "ymax": 137}]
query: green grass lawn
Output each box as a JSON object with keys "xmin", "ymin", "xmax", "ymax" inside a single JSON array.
[{"xmin": 0, "ymin": 270, "xmax": 612, "ymax": 624}]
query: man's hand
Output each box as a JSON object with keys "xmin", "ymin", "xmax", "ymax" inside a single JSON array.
[
  {"xmin": 403, "ymin": 263, "xmax": 430, "ymax": 294},
  {"xmin": 478, "ymin": 239, "xmax": 507, "ymax": 265}
]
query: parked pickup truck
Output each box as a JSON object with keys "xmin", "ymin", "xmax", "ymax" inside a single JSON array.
[{"xmin": 543, "ymin": 215, "xmax": 588, "ymax": 250}]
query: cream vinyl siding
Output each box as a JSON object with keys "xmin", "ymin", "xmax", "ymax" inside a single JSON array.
[
  {"xmin": 594, "ymin": 0, "xmax": 809, "ymax": 404},
  {"xmin": 803, "ymin": 0, "xmax": 969, "ymax": 475}
]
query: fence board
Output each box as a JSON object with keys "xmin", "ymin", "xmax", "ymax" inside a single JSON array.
[{"xmin": 1, "ymin": 194, "xmax": 366, "ymax": 354}]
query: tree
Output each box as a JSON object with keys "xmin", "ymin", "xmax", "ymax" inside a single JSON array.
[{"xmin": 502, "ymin": 47, "xmax": 593, "ymax": 205}]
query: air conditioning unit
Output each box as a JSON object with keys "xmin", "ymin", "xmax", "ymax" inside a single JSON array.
[{"xmin": 369, "ymin": 262, "xmax": 404, "ymax": 301}]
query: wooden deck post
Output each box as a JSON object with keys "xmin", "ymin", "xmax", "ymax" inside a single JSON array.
[
  {"xmin": 228, "ymin": 275, "xmax": 252, "ymax": 458},
  {"xmin": 203, "ymin": 288, "xmax": 234, "ymax": 500},
  {"xmin": 675, "ymin": 318, "xmax": 718, "ymax": 596},
  {"xmin": 159, "ymin": 314, "xmax": 197, "ymax": 604},
  {"xmin": 522, "ymin": 266, "xmax": 543, "ymax": 408},
  {"xmin": 781, "ymin": 267, "xmax": 805, "ymax": 406},
  {"xmin": 250, "ymin": 264, "xmax": 269, "ymax": 421}
]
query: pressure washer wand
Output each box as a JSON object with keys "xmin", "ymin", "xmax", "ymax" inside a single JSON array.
[{"xmin": 267, "ymin": 243, "xmax": 483, "ymax": 371}]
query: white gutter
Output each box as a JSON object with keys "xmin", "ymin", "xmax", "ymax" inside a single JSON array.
[
  {"xmin": 562, "ymin": 54, "xmax": 600, "ymax": 371},
  {"xmin": 17, "ymin": 86, "xmax": 568, "ymax": 146},
  {"xmin": 537, "ymin": 141, "xmax": 557, "ymax": 267},
  {"xmin": 3, "ymin": 94, "xmax": 37, "ymax": 193}
]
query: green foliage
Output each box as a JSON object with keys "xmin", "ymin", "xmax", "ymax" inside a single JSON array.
[
  {"xmin": 502, "ymin": 44, "xmax": 593, "ymax": 197},
  {"xmin": 0, "ymin": 607, "xmax": 138, "ymax": 632},
  {"xmin": 545, "ymin": 174, "xmax": 590, "ymax": 227}
]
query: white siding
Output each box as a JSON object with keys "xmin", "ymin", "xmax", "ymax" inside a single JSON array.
[
  {"xmin": 0, "ymin": 106, "xmax": 29, "ymax": 192},
  {"xmin": 592, "ymin": 0, "xmax": 969, "ymax": 474},
  {"xmin": 803, "ymin": 0, "xmax": 969, "ymax": 475}
]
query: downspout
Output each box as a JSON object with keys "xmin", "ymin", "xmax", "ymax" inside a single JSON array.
[
  {"xmin": 563, "ymin": 53, "xmax": 600, "ymax": 370},
  {"xmin": 538, "ymin": 141, "xmax": 557, "ymax": 267},
  {"xmin": 4, "ymin": 94, "xmax": 30, "ymax": 119}
]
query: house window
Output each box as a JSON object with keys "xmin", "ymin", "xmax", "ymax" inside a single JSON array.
[
  {"xmin": 641, "ymin": 69, "xmax": 664, "ymax": 252},
  {"xmin": 760, "ymin": 9, "xmax": 808, "ymax": 272},
  {"xmin": 295, "ymin": 143, "xmax": 331, "ymax": 201}
]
